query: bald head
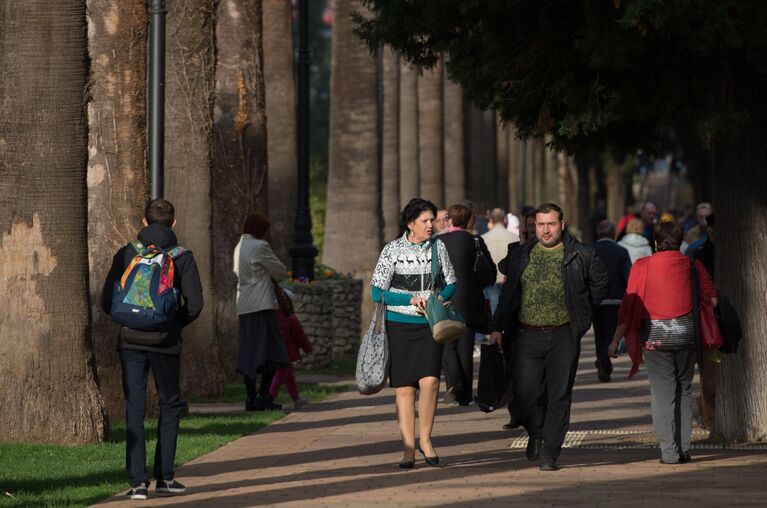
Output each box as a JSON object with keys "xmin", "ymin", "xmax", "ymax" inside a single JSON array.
[
  {"xmin": 640, "ymin": 202, "xmax": 657, "ymax": 226},
  {"xmin": 489, "ymin": 208, "xmax": 507, "ymax": 225}
]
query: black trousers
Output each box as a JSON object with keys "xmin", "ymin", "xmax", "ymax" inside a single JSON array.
[
  {"xmin": 592, "ymin": 305, "xmax": 619, "ymax": 373},
  {"xmin": 443, "ymin": 327, "xmax": 475, "ymax": 404},
  {"xmin": 512, "ymin": 326, "xmax": 580, "ymax": 462},
  {"xmin": 119, "ymin": 349, "xmax": 185, "ymax": 487}
]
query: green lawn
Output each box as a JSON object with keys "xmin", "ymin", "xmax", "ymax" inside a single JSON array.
[{"xmin": 0, "ymin": 382, "xmax": 352, "ymax": 508}]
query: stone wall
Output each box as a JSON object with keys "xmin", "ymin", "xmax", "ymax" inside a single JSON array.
[{"xmin": 287, "ymin": 279, "xmax": 362, "ymax": 369}]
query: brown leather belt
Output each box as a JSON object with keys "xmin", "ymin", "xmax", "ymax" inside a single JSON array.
[{"xmin": 518, "ymin": 323, "xmax": 569, "ymax": 333}]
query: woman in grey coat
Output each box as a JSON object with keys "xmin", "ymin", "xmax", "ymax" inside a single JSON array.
[{"xmin": 234, "ymin": 213, "xmax": 290, "ymax": 411}]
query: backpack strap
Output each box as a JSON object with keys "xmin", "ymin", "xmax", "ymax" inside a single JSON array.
[
  {"xmin": 166, "ymin": 246, "xmax": 187, "ymax": 259},
  {"xmin": 130, "ymin": 240, "xmax": 152, "ymax": 257}
]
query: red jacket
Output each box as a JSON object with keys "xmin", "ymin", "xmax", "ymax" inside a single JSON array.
[
  {"xmin": 618, "ymin": 251, "xmax": 716, "ymax": 377},
  {"xmin": 277, "ymin": 312, "xmax": 313, "ymax": 362}
]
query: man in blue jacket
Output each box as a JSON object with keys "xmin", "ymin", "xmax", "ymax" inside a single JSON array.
[
  {"xmin": 101, "ymin": 199, "xmax": 203, "ymax": 500},
  {"xmin": 593, "ymin": 220, "xmax": 631, "ymax": 382}
]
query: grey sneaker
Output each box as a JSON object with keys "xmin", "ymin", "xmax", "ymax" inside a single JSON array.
[
  {"xmin": 127, "ymin": 486, "xmax": 148, "ymax": 500},
  {"xmin": 293, "ymin": 398, "xmax": 308, "ymax": 410},
  {"xmin": 156, "ymin": 479, "xmax": 186, "ymax": 494}
]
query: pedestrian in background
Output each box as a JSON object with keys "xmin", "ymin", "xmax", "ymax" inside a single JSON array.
[
  {"xmin": 234, "ymin": 213, "xmax": 291, "ymax": 412},
  {"xmin": 592, "ymin": 220, "xmax": 631, "ymax": 382},
  {"xmin": 618, "ymin": 218, "xmax": 653, "ymax": 264},
  {"xmin": 269, "ymin": 287, "xmax": 313, "ymax": 411},
  {"xmin": 609, "ymin": 221, "xmax": 717, "ymax": 464},
  {"xmin": 441, "ymin": 203, "xmax": 495, "ymax": 405},
  {"xmin": 482, "ymin": 207, "xmax": 519, "ymax": 315}
]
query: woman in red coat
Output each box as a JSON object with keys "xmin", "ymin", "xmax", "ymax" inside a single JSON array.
[{"xmin": 608, "ymin": 221, "xmax": 717, "ymax": 464}]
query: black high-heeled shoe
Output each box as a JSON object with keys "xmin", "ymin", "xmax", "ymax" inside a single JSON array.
[
  {"xmin": 418, "ymin": 446, "xmax": 440, "ymax": 467},
  {"xmin": 398, "ymin": 459, "xmax": 415, "ymax": 469}
]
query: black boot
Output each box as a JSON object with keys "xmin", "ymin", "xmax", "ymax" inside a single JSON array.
[
  {"xmin": 261, "ymin": 395, "xmax": 282, "ymax": 411},
  {"xmin": 246, "ymin": 395, "xmax": 266, "ymax": 411}
]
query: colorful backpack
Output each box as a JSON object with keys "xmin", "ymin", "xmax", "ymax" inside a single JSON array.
[{"xmin": 110, "ymin": 240, "xmax": 186, "ymax": 331}]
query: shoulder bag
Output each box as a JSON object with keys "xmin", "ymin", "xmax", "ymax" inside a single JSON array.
[
  {"xmin": 355, "ymin": 295, "xmax": 390, "ymax": 395},
  {"xmin": 424, "ymin": 241, "xmax": 466, "ymax": 344}
]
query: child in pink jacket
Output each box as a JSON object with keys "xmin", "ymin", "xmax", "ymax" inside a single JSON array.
[{"xmin": 269, "ymin": 288, "xmax": 313, "ymax": 410}]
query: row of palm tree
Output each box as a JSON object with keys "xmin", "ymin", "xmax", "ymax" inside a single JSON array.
[{"xmin": 0, "ymin": 0, "xmax": 296, "ymax": 444}]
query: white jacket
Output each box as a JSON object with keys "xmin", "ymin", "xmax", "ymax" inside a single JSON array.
[
  {"xmin": 618, "ymin": 233, "xmax": 653, "ymax": 264},
  {"xmin": 233, "ymin": 235, "xmax": 287, "ymax": 315},
  {"xmin": 481, "ymin": 224, "xmax": 519, "ymax": 284}
]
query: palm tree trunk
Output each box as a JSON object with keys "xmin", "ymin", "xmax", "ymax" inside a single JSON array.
[
  {"xmin": 417, "ymin": 62, "xmax": 444, "ymax": 206},
  {"xmin": 86, "ymin": 0, "xmax": 150, "ymax": 420},
  {"xmin": 263, "ymin": 0, "xmax": 296, "ymax": 261},
  {"xmin": 324, "ymin": 0, "xmax": 381, "ymax": 322},
  {"xmin": 165, "ymin": 0, "xmax": 225, "ymax": 397},
  {"xmin": 0, "ymin": 0, "xmax": 106, "ymax": 444},
  {"xmin": 212, "ymin": 0, "xmax": 270, "ymax": 381},
  {"xmin": 715, "ymin": 68, "xmax": 767, "ymax": 442},
  {"xmin": 443, "ymin": 78, "xmax": 465, "ymax": 206},
  {"xmin": 381, "ymin": 47, "xmax": 400, "ymax": 242},
  {"xmin": 398, "ymin": 62, "xmax": 419, "ymax": 207},
  {"xmin": 495, "ymin": 114, "xmax": 509, "ymax": 209}
]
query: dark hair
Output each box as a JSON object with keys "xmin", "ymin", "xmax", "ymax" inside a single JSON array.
[
  {"xmin": 242, "ymin": 213, "xmax": 270, "ymax": 239},
  {"xmin": 447, "ymin": 203, "xmax": 472, "ymax": 229},
  {"xmin": 535, "ymin": 202, "xmax": 564, "ymax": 222},
  {"xmin": 274, "ymin": 281, "xmax": 294, "ymax": 316},
  {"xmin": 653, "ymin": 221, "xmax": 683, "ymax": 251},
  {"xmin": 145, "ymin": 198, "xmax": 175, "ymax": 227},
  {"xmin": 596, "ymin": 220, "xmax": 616, "ymax": 240},
  {"xmin": 399, "ymin": 198, "xmax": 437, "ymax": 236}
]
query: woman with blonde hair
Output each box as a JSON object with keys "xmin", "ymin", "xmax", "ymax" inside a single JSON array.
[{"xmin": 618, "ymin": 218, "xmax": 653, "ymax": 263}]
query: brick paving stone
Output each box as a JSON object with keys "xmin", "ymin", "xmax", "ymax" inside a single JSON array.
[{"xmin": 93, "ymin": 333, "xmax": 767, "ymax": 507}]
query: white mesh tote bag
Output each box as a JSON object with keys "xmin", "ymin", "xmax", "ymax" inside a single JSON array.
[{"xmin": 355, "ymin": 297, "xmax": 390, "ymax": 395}]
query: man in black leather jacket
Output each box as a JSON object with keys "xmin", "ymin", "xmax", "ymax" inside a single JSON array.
[{"xmin": 490, "ymin": 203, "xmax": 608, "ymax": 471}]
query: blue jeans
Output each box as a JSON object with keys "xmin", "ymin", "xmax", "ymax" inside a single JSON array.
[{"xmin": 484, "ymin": 283, "xmax": 503, "ymax": 315}]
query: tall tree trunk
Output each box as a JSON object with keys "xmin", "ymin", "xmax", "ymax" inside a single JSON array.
[
  {"xmin": 544, "ymin": 139, "xmax": 560, "ymax": 203},
  {"xmin": 465, "ymin": 105, "xmax": 497, "ymax": 207},
  {"xmin": 558, "ymin": 153, "xmax": 578, "ymax": 230},
  {"xmin": 165, "ymin": 0, "xmax": 224, "ymax": 397},
  {"xmin": 501, "ymin": 124, "xmax": 520, "ymax": 215},
  {"xmin": 213, "ymin": 0, "xmax": 270, "ymax": 381},
  {"xmin": 715, "ymin": 71, "xmax": 767, "ymax": 442},
  {"xmin": 495, "ymin": 115, "xmax": 510, "ymax": 211},
  {"xmin": 263, "ymin": 0, "xmax": 296, "ymax": 261},
  {"xmin": 324, "ymin": 0, "xmax": 381, "ymax": 323},
  {"xmin": 443, "ymin": 78, "xmax": 465, "ymax": 207},
  {"xmin": 86, "ymin": 0, "xmax": 150, "ymax": 420},
  {"xmin": 398, "ymin": 63, "xmax": 419, "ymax": 207},
  {"xmin": 418, "ymin": 62, "xmax": 444, "ymax": 206},
  {"xmin": 381, "ymin": 47, "xmax": 400, "ymax": 242},
  {"xmin": 0, "ymin": 0, "xmax": 106, "ymax": 444}
]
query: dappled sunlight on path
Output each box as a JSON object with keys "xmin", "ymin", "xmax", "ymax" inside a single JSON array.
[{"xmin": 94, "ymin": 333, "xmax": 767, "ymax": 507}]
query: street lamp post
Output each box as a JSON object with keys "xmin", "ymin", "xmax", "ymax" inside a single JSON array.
[
  {"xmin": 289, "ymin": 0, "xmax": 318, "ymax": 280},
  {"xmin": 148, "ymin": 0, "xmax": 167, "ymax": 200}
]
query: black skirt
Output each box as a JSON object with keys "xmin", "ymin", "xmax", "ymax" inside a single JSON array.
[
  {"xmin": 388, "ymin": 320, "xmax": 443, "ymax": 388},
  {"xmin": 236, "ymin": 309, "xmax": 290, "ymax": 379}
]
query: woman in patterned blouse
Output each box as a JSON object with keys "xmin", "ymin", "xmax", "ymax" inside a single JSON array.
[{"xmin": 371, "ymin": 198, "xmax": 457, "ymax": 468}]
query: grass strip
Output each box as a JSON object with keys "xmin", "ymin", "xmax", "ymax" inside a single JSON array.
[{"xmin": 0, "ymin": 382, "xmax": 352, "ymax": 508}]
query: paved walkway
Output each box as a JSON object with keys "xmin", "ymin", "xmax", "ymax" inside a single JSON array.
[{"xmin": 95, "ymin": 335, "xmax": 767, "ymax": 507}]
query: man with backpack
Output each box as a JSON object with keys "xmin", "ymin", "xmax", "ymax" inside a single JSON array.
[{"xmin": 101, "ymin": 198, "xmax": 203, "ymax": 500}]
